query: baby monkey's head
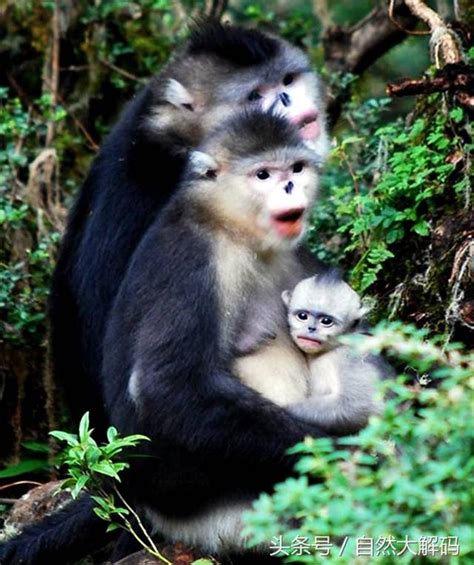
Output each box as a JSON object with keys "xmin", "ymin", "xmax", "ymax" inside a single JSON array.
[{"xmin": 282, "ymin": 271, "xmax": 368, "ymax": 354}]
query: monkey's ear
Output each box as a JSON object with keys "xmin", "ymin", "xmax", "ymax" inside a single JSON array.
[
  {"xmin": 189, "ymin": 151, "xmax": 219, "ymax": 179},
  {"xmin": 164, "ymin": 78, "xmax": 194, "ymax": 110},
  {"xmin": 281, "ymin": 290, "xmax": 292, "ymax": 306}
]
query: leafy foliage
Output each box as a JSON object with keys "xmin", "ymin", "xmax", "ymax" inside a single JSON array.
[
  {"xmin": 0, "ymin": 88, "xmax": 63, "ymax": 343},
  {"xmin": 50, "ymin": 412, "xmax": 148, "ymax": 500},
  {"xmin": 50, "ymin": 413, "xmax": 175, "ymax": 562},
  {"xmin": 243, "ymin": 323, "xmax": 474, "ymax": 563},
  {"xmin": 307, "ymin": 94, "xmax": 468, "ymax": 292},
  {"xmin": 51, "ymin": 413, "xmax": 214, "ymax": 563}
]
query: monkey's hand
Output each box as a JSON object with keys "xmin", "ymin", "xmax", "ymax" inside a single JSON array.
[{"xmin": 288, "ymin": 391, "xmax": 381, "ymax": 436}]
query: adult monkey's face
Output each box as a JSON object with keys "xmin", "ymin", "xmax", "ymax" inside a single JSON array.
[{"xmin": 147, "ymin": 22, "xmax": 330, "ymax": 161}]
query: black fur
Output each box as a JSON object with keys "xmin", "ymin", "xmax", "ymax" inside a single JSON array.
[
  {"xmin": 100, "ymin": 161, "xmax": 330, "ymax": 518},
  {"xmin": 49, "ymin": 20, "xmax": 283, "ymax": 431},
  {"xmin": 211, "ymin": 109, "xmax": 305, "ymax": 158},
  {"xmin": 2, "ymin": 110, "xmax": 329, "ymax": 563},
  {"xmin": 21, "ymin": 24, "xmax": 327, "ymax": 564},
  {"xmin": 187, "ymin": 19, "xmax": 279, "ymax": 66},
  {"xmin": 0, "ymin": 497, "xmax": 106, "ymax": 565}
]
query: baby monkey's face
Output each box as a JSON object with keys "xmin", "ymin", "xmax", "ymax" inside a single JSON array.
[
  {"xmin": 287, "ymin": 308, "xmax": 344, "ymax": 354},
  {"xmin": 282, "ymin": 276, "xmax": 365, "ymax": 355}
]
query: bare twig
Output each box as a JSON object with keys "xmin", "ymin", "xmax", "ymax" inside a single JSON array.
[
  {"xmin": 404, "ymin": 0, "xmax": 462, "ymax": 66},
  {"xmin": 45, "ymin": 0, "xmax": 61, "ymax": 147},
  {"xmin": 42, "ymin": 77, "xmax": 99, "ymax": 151},
  {"xmin": 0, "ymin": 498, "xmax": 17, "ymax": 504},
  {"xmin": 388, "ymin": 0, "xmax": 429, "ymax": 35},
  {"xmin": 211, "ymin": 0, "xmax": 228, "ymax": 19},
  {"xmin": 387, "ymin": 67, "xmax": 474, "ymax": 96},
  {"xmin": 323, "ymin": 0, "xmax": 418, "ymax": 75},
  {"xmin": 98, "ymin": 58, "xmax": 145, "ymax": 83},
  {"xmin": 322, "ymin": 0, "xmax": 418, "ymax": 125},
  {"xmin": 0, "ymin": 481, "xmax": 42, "ymax": 492},
  {"xmin": 313, "ymin": 0, "xmax": 333, "ymax": 30}
]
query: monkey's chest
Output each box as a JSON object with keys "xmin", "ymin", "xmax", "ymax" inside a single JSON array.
[
  {"xmin": 308, "ymin": 351, "xmax": 342, "ymax": 397},
  {"xmin": 234, "ymin": 333, "xmax": 310, "ymax": 406}
]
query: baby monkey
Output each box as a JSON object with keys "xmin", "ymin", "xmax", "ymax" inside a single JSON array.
[{"xmin": 281, "ymin": 270, "xmax": 390, "ymax": 434}]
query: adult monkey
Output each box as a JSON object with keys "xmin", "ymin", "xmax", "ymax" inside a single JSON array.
[
  {"xmin": 0, "ymin": 111, "xmax": 333, "ymax": 565},
  {"xmin": 50, "ymin": 20, "xmax": 330, "ymax": 431}
]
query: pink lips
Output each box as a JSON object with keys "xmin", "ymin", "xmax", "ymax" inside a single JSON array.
[
  {"xmin": 292, "ymin": 111, "xmax": 320, "ymax": 141},
  {"xmin": 297, "ymin": 336, "xmax": 322, "ymax": 348},
  {"xmin": 271, "ymin": 208, "xmax": 305, "ymax": 238}
]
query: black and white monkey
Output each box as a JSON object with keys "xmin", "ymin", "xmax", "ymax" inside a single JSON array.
[
  {"xmin": 236, "ymin": 271, "xmax": 390, "ymax": 434},
  {"xmin": 0, "ymin": 112, "xmax": 332, "ymax": 563},
  {"xmin": 50, "ymin": 20, "xmax": 330, "ymax": 431},
  {"xmin": 106, "ymin": 111, "xmax": 327, "ymax": 556},
  {"xmin": 0, "ymin": 22, "xmax": 336, "ymax": 564}
]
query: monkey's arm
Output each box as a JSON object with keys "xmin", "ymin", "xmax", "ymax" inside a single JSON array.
[
  {"xmin": 102, "ymin": 219, "xmax": 331, "ymax": 493},
  {"xmin": 289, "ymin": 349, "xmax": 388, "ymax": 435}
]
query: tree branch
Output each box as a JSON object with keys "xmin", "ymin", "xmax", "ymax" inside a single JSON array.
[
  {"xmin": 387, "ymin": 65, "xmax": 474, "ymax": 96},
  {"xmin": 323, "ymin": 0, "xmax": 418, "ymax": 75},
  {"xmin": 322, "ymin": 0, "xmax": 419, "ymax": 126},
  {"xmin": 45, "ymin": 0, "xmax": 60, "ymax": 147}
]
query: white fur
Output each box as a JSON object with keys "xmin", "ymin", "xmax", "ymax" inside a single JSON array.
[
  {"xmin": 145, "ymin": 500, "xmax": 256, "ymax": 553},
  {"xmin": 235, "ymin": 333, "xmax": 309, "ymax": 406},
  {"xmin": 163, "ymin": 78, "xmax": 194, "ymax": 107},
  {"xmin": 190, "ymin": 151, "xmax": 218, "ymax": 177},
  {"xmin": 308, "ymin": 351, "xmax": 342, "ymax": 396},
  {"xmin": 128, "ymin": 367, "xmax": 140, "ymax": 403}
]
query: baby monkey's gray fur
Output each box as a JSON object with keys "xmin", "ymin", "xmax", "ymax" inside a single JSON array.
[{"xmin": 282, "ymin": 271, "xmax": 391, "ymax": 434}]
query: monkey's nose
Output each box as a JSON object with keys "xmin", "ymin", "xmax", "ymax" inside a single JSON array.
[
  {"xmin": 308, "ymin": 326, "xmax": 316, "ymax": 333},
  {"xmin": 284, "ymin": 181, "xmax": 294, "ymax": 194},
  {"xmin": 279, "ymin": 92, "xmax": 291, "ymax": 107}
]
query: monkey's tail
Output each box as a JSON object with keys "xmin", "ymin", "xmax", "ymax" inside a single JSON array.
[{"xmin": 0, "ymin": 495, "xmax": 109, "ymax": 565}]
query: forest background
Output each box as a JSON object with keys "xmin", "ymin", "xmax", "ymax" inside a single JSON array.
[{"xmin": 0, "ymin": 0, "xmax": 472, "ymax": 563}]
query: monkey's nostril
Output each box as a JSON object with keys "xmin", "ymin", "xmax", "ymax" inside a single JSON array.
[
  {"xmin": 308, "ymin": 327, "xmax": 316, "ymax": 333},
  {"xmin": 284, "ymin": 181, "xmax": 294, "ymax": 194},
  {"xmin": 279, "ymin": 92, "xmax": 291, "ymax": 107}
]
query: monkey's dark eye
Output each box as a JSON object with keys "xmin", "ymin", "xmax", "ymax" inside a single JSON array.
[
  {"xmin": 256, "ymin": 169, "xmax": 270, "ymax": 180},
  {"xmin": 320, "ymin": 316, "xmax": 333, "ymax": 327},
  {"xmin": 248, "ymin": 90, "xmax": 262, "ymax": 102},
  {"xmin": 292, "ymin": 161, "xmax": 304, "ymax": 174},
  {"xmin": 182, "ymin": 103, "xmax": 194, "ymax": 111},
  {"xmin": 296, "ymin": 311, "xmax": 309, "ymax": 321},
  {"xmin": 206, "ymin": 169, "xmax": 217, "ymax": 179},
  {"xmin": 283, "ymin": 74, "xmax": 295, "ymax": 86}
]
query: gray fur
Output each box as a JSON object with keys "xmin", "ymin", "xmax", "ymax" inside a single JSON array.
[{"xmin": 283, "ymin": 272, "xmax": 392, "ymax": 434}]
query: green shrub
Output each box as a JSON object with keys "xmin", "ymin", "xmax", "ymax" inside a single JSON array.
[{"xmin": 243, "ymin": 322, "xmax": 474, "ymax": 563}]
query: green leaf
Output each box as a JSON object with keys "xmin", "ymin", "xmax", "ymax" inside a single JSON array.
[
  {"xmin": 412, "ymin": 220, "xmax": 430, "ymax": 236},
  {"xmin": 91, "ymin": 462, "xmax": 120, "ymax": 480},
  {"xmin": 93, "ymin": 507, "xmax": 111, "ymax": 521},
  {"xmin": 71, "ymin": 474, "xmax": 89, "ymax": 499},
  {"xmin": 50, "ymin": 431, "xmax": 79, "ymax": 446},
  {"xmin": 106, "ymin": 426, "xmax": 118, "ymax": 443},
  {"xmin": 106, "ymin": 522, "xmax": 122, "ymax": 533},
  {"xmin": 21, "ymin": 441, "xmax": 50, "ymax": 453},
  {"xmin": 79, "ymin": 412, "xmax": 90, "ymax": 443},
  {"xmin": 0, "ymin": 459, "xmax": 50, "ymax": 478}
]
